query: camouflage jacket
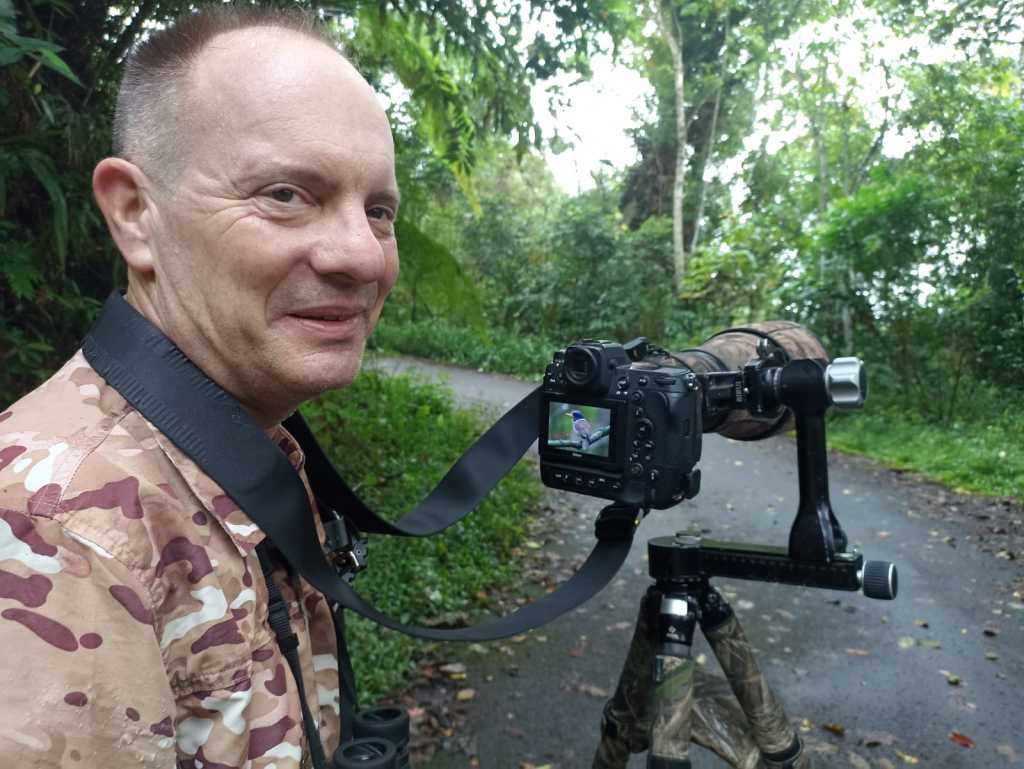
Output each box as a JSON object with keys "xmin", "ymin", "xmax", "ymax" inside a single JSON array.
[{"xmin": 0, "ymin": 350, "xmax": 342, "ymax": 768}]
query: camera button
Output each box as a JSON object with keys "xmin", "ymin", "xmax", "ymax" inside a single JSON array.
[
  {"xmin": 630, "ymin": 391, "xmax": 644, "ymax": 403},
  {"xmin": 617, "ymin": 377, "xmax": 629, "ymax": 389},
  {"xmin": 636, "ymin": 420, "xmax": 653, "ymax": 438},
  {"xmin": 637, "ymin": 376, "xmax": 649, "ymax": 386},
  {"xmin": 644, "ymin": 440, "xmax": 655, "ymax": 449},
  {"xmin": 634, "ymin": 407, "xmax": 645, "ymax": 418},
  {"xmin": 629, "ymin": 463, "xmax": 644, "ymax": 477}
]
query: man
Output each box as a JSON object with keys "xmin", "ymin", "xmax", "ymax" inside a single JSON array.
[{"xmin": 0, "ymin": 6, "xmax": 398, "ymax": 767}]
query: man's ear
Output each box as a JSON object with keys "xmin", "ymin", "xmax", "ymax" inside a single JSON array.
[{"xmin": 92, "ymin": 157, "xmax": 158, "ymax": 274}]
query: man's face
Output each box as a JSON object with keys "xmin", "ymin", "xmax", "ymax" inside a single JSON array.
[{"xmin": 142, "ymin": 29, "xmax": 399, "ymax": 425}]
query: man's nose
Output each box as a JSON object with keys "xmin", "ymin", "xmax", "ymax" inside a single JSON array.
[{"xmin": 309, "ymin": 207, "xmax": 389, "ymax": 282}]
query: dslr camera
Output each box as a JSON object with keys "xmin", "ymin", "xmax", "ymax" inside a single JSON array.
[{"xmin": 539, "ymin": 339, "xmax": 703, "ymax": 510}]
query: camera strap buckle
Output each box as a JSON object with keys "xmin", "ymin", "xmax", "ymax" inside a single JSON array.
[
  {"xmin": 320, "ymin": 501, "xmax": 368, "ymax": 583},
  {"xmin": 595, "ymin": 504, "xmax": 642, "ymax": 541}
]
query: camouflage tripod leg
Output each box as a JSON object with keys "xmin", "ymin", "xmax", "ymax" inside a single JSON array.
[
  {"xmin": 593, "ymin": 586, "xmax": 702, "ymax": 769},
  {"xmin": 699, "ymin": 588, "xmax": 812, "ymax": 769},
  {"xmin": 593, "ymin": 589, "xmax": 657, "ymax": 769}
]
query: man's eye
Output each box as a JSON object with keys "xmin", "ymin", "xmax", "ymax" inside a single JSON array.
[
  {"xmin": 367, "ymin": 206, "xmax": 394, "ymax": 221},
  {"xmin": 268, "ymin": 187, "xmax": 297, "ymax": 204}
]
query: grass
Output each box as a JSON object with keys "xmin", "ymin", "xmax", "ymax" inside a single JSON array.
[
  {"xmin": 371, "ymin": 318, "xmax": 1023, "ymax": 502},
  {"xmin": 368, "ymin": 317, "xmax": 552, "ymax": 380},
  {"xmin": 827, "ymin": 406, "xmax": 1024, "ymax": 500},
  {"xmin": 302, "ymin": 369, "xmax": 542, "ymax": 702}
]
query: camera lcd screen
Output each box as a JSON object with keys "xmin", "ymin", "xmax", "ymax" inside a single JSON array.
[{"xmin": 546, "ymin": 402, "xmax": 612, "ymax": 458}]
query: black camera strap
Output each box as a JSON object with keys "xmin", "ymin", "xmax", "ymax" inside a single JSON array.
[
  {"xmin": 82, "ymin": 292, "xmax": 638, "ymax": 645},
  {"xmin": 255, "ymin": 541, "xmax": 330, "ymax": 769}
]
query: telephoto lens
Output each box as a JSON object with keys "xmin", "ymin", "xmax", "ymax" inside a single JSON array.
[
  {"xmin": 332, "ymin": 737, "xmax": 397, "ymax": 769},
  {"xmin": 354, "ymin": 707, "xmax": 412, "ymax": 769}
]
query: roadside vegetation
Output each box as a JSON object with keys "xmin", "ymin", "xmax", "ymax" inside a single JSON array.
[
  {"xmin": 2, "ymin": 0, "xmax": 1021, "ymax": 702},
  {"xmin": 302, "ymin": 370, "xmax": 541, "ymax": 701}
]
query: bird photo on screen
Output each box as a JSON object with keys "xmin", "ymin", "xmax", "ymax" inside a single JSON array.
[{"xmin": 568, "ymin": 409, "xmax": 593, "ymax": 450}]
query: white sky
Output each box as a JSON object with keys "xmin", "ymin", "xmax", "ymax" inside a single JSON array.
[
  {"xmin": 531, "ymin": 52, "xmax": 654, "ymax": 194},
  {"xmin": 531, "ymin": 4, "xmax": 1019, "ymax": 195}
]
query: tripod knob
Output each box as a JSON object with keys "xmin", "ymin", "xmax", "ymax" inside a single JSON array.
[
  {"xmin": 862, "ymin": 560, "xmax": 898, "ymax": 600},
  {"xmin": 825, "ymin": 357, "xmax": 867, "ymax": 409}
]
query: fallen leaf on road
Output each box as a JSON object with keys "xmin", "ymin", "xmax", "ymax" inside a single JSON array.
[
  {"xmin": 919, "ymin": 639, "xmax": 941, "ymax": 649},
  {"xmin": 799, "ymin": 718, "xmax": 813, "ymax": 732},
  {"xmin": 983, "ymin": 626, "xmax": 999, "ymax": 637},
  {"xmin": 898, "ymin": 636, "xmax": 916, "ymax": 650},
  {"xmin": 847, "ymin": 752, "xmax": 870, "ymax": 769},
  {"xmin": 985, "ymin": 651, "xmax": 999, "ymax": 661},
  {"xmin": 939, "ymin": 669, "xmax": 961, "ymax": 685},
  {"xmin": 845, "ymin": 648, "xmax": 871, "ymax": 657},
  {"xmin": 949, "ymin": 731, "xmax": 976, "ymax": 748},
  {"xmin": 440, "ymin": 663, "xmax": 467, "ymax": 676},
  {"xmin": 914, "ymin": 619, "xmax": 930, "ymax": 628},
  {"xmin": 578, "ymin": 683, "xmax": 609, "ymax": 698},
  {"xmin": 877, "ymin": 531, "xmax": 892, "ymax": 539},
  {"xmin": 822, "ymin": 723, "xmax": 845, "ymax": 737},
  {"xmin": 996, "ymin": 744, "xmax": 1018, "ymax": 762},
  {"xmin": 895, "ymin": 749, "xmax": 920, "ymax": 764},
  {"xmin": 606, "ymin": 621, "xmax": 632, "ymax": 632},
  {"xmin": 456, "ymin": 689, "xmax": 476, "ymax": 701}
]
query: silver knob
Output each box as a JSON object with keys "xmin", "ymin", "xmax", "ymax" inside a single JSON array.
[{"xmin": 825, "ymin": 357, "xmax": 867, "ymax": 409}]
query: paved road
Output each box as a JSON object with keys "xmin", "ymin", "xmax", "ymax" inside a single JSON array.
[{"xmin": 367, "ymin": 355, "xmax": 1024, "ymax": 769}]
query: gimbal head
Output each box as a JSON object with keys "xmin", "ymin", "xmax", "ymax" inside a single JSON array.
[{"xmin": 652, "ymin": 349, "xmax": 897, "ymax": 600}]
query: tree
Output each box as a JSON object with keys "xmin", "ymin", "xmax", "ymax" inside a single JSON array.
[{"xmin": 621, "ymin": 0, "xmax": 821, "ymax": 288}]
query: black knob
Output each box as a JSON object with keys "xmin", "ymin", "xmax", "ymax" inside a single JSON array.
[
  {"xmin": 862, "ymin": 560, "xmax": 898, "ymax": 600},
  {"xmin": 333, "ymin": 737, "xmax": 397, "ymax": 769}
]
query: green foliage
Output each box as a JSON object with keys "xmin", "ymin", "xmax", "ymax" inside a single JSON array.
[
  {"xmin": 387, "ymin": 218, "xmax": 485, "ymax": 327},
  {"xmin": 370, "ymin": 317, "xmax": 556, "ymax": 380},
  {"xmin": 828, "ymin": 386, "xmax": 1024, "ymax": 500},
  {"xmin": 300, "ymin": 370, "xmax": 542, "ymax": 700}
]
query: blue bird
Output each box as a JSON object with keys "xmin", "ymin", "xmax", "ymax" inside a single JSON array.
[{"xmin": 568, "ymin": 410, "xmax": 593, "ymax": 450}]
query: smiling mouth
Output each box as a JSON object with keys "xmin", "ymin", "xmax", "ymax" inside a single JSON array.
[{"xmin": 287, "ymin": 310, "xmax": 366, "ymax": 339}]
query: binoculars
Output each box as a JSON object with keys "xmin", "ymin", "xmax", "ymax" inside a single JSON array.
[{"xmin": 333, "ymin": 706, "xmax": 411, "ymax": 769}]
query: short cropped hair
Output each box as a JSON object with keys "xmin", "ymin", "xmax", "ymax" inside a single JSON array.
[{"xmin": 112, "ymin": 4, "xmax": 336, "ymax": 184}]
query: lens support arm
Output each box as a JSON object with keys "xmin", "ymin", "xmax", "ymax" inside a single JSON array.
[{"xmin": 697, "ymin": 355, "xmax": 871, "ymax": 566}]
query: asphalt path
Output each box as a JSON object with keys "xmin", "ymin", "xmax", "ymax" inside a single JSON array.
[{"xmin": 367, "ymin": 355, "xmax": 1024, "ymax": 769}]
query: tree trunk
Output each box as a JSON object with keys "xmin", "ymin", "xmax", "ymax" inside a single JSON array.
[
  {"xmin": 690, "ymin": 10, "xmax": 729, "ymax": 254},
  {"xmin": 657, "ymin": 0, "xmax": 688, "ymax": 288}
]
